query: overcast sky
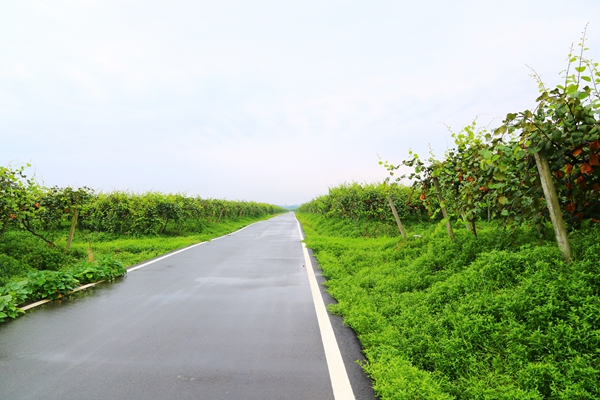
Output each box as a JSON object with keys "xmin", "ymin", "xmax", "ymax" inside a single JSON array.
[{"xmin": 1, "ymin": 1, "xmax": 599, "ymax": 205}]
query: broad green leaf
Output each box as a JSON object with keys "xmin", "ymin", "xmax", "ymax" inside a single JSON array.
[
  {"xmin": 551, "ymin": 130, "xmax": 562, "ymax": 141},
  {"xmin": 495, "ymin": 125, "xmax": 507, "ymax": 135},
  {"xmin": 566, "ymin": 84, "xmax": 579, "ymax": 94}
]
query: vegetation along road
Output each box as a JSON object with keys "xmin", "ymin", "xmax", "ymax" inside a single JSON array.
[{"xmin": 0, "ymin": 213, "xmax": 375, "ymax": 400}]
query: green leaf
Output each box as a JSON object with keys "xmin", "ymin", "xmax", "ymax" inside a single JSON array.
[
  {"xmin": 498, "ymin": 196, "xmax": 508, "ymax": 205},
  {"xmin": 514, "ymin": 149, "xmax": 526, "ymax": 160},
  {"xmin": 566, "ymin": 84, "xmax": 579, "ymax": 94},
  {"xmin": 551, "ymin": 130, "xmax": 562, "ymax": 141},
  {"xmin": 495, "ymin": 125, "xmax": 507, "ymax": 135},
  {"xmin": 575, "ymin": 66, "xmax": 586, "ymax": 73}
]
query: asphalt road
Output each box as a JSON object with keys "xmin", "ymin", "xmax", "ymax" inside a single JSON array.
[{"xmin": 0, "ymin": 213, "xmax": 376, "ymax": 400}]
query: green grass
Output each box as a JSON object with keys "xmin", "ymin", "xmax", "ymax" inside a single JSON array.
[
  {"xmin": 0, "ymin": 214, "xmax": 281, "ymax": 323},
  {"xmin": 297, "ymin": 213, "xmax": 600, "ymax": 400},
  {"xmin": 0, "ymin": 214, "xmax": 279, "ymax": 285}
]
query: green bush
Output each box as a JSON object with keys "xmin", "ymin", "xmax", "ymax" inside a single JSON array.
[
  {"xmin": 297, "ymin": 212, "xmax": 600, "ymax": 399},
  {"xmin": 0, "ymin": 254, "xmax": 30, "ymax": 286},
  {"xmin": 0, "ymin": 230, "xmax": 67, "ymax": 271},
  {"xmin": 0, "ymin": 293, "xmax": 23, "ymax": 322},
  {"xmin": 0, "ymin": 255, "xmax": 129, "ymax": 323},
  {"xmin": 26, "ymin": 270, "xmax": 80, "ymax": 301},
  {"xmin": 73, "ymin": 255, "xmax": 126, "ymax": 284},
  {"xmin": 298, "ymin": 182, "xmax": 429, "ymax": 231},
  {"xmin": 0, "ymin": 280, "xmax": 31, "ymax": 304}
]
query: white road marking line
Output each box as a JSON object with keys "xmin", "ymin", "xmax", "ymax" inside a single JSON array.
[
  {"xmin": 16, "ymin": 220, "xmax": 265, "ymax": 312},
  {"xmin": 296, "ymin": 217, "xmax": 356, "ymax": 400},
  {"xmin": 193, "ymin": 220, "xmax": 260, "ymax": 243},
  {"xmin": 128, "ymin": 220, "xmax": 262, "ymax": 271},
  {"xmin": 127, "ymin": 241, "xmax": 207, "ymax": 272}
]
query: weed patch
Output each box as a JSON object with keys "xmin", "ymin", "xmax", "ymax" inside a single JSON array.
[{"xmin": 297, "ymin": 213, "xmax": 600, "ymax": 399}]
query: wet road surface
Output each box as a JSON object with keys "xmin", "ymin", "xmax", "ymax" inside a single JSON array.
[{"xmin": 0, "ymin": 213, "xmax": 375, "ymax": 400}]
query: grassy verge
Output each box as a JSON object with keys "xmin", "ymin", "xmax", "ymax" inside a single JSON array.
[
  {"xmin": 65, "ymin": 215, "xmax": 275, "ymax": 267},
  {"xmin": 297, "ymin": 213, "xmax": 600, "ymax": 399},
  {"xmin": 0, "ymin": 214, "xmax": 280, "ymax": 322}
]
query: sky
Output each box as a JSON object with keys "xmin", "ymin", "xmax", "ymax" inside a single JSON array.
[{"xmin": 1, "ymin": 1, "xmax": 599, "ymax": 205}]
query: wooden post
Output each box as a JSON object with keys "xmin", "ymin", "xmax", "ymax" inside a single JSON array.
[
  {"xmin": 533, "ymin": 150, "xmax": 572, "ymax": 261},
  {"xmin": 387, "ymin": 194, "xmax": 407, "ymax": 239},
  {"xmin": 470, "ymin": 217, "xmax": 477, "ymax": 237},
  {"xmin": 461, "ymin": 211, "xmax": 471, "ymax": 231},
  {"xmin": 66, "ymin": 208, "xmax": 79, "ymax": 251},
  {"xmin": 432, "ymin": 177, "xmax": 456, "ymax": 242}
]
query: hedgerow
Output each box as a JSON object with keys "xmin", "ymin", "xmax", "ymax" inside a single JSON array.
[{"xmin": 1, "ymin": 165, "xmax": 284, "ymax": 245}]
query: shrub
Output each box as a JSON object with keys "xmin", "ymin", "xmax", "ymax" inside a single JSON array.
[
  {"xmin": 0, "ymin": 254, "xmax": 30, "ymax": 286},
  {"xmin": 0, "ymin": 231, "xmax": 67, "ymax": 271},
  {"xmin": 297, "ymin": 212, "xmax": 600, "ymax": 399}
]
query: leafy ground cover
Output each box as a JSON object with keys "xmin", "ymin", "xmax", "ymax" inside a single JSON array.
[
  {"xmin": 297, "ymin": 212, "xmax": 600, "ymax": 399},
  {"xmin": 0, "ymin": 214, "xmax": 279, "ymax": 323}
]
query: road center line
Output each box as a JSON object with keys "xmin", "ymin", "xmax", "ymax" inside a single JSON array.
[{"xmin": 296, "ymin": 217, "xmax": 356, "ymax": 400}]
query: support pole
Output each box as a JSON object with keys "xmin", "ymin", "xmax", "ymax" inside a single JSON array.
[
  {"xmin": 66, "ymin": 209, "xmax": 79, "ymax": 251},
  {"xmin": 534, "ymin": 150, "xmax": 572, "ymax": 261},
  {"xmin": 387, "ymin": 194, "xmax": 407, "ymax": 239}
]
